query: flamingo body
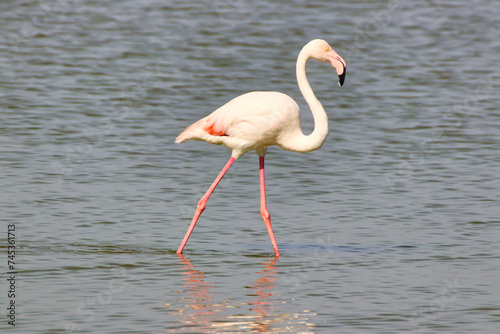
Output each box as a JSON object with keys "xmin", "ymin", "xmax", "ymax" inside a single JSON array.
[
  {"xmin": 175, "ymin": 39, "xmax": 346, "ymax": 256},
  {"xmin": 176, "ymin": 91, "xmax": 300, "ymax": 158}
]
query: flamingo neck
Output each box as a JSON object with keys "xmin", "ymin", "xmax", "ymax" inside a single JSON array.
[{"xmin": 287, "ymin": 45, "xmax": 329, "ymax": 153}]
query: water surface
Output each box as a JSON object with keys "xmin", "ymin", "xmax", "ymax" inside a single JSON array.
[{"xmin": 1, "ymin": 0, "xmax": 499, "ymax": 333}]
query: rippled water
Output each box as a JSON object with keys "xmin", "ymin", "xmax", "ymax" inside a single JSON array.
[{"xmin": 1, "ymin": 0, "xmax": 499, "ymax": 333}]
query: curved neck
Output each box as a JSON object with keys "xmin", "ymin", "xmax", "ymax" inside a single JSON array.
[{"xmin": 287, "ymin": 46, "xmax": 329, "ymax": 153}]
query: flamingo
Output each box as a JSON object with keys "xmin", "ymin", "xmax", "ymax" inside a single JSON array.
[{"xmin": 175, "ymin": 39, "xmax": 346, "ymax": 257}]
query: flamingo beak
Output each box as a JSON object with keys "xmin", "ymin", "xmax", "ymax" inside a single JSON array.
[
  {"xmin": 327, "ymin": 51, "xmax": 347, "ymax": 86},
  {"xmin": 338, "ymin": 68, "xmax": 346, "ymax": 86}
]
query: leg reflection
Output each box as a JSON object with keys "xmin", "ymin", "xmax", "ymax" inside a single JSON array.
[
  {"xmin": 247, "ymin": 257, "xmax": 279, "ymax": 332},
  {"xmin": 177, "ymin": 254, "xmax": 226, "ymax": 326},
  {"xmin": 170, "ymin": 255, "xmax": 315, "ymax": 333}
]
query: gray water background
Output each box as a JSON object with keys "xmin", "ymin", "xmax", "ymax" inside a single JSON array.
[{"xmin": 1, "ymin": 0, "xmax": 499, "ymax": 333}]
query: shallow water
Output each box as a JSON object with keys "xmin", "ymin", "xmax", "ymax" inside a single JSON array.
[{"xmin": 1, "ymin": 0, "xmax": 499, "ymax": 333}]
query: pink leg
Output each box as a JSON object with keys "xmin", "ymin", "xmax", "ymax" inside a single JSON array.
[
  {"xmin": 177, "ymin": 157, "xmax": 235, "ymax": 254},
  {"xmin": 259, "ymin": 156, "xmax": 280, "ymax": 257}
]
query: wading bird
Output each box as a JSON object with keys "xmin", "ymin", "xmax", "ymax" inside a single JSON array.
[{"xmin": 175, "ymin": 39, "xmax": 346, "ymax": 257}]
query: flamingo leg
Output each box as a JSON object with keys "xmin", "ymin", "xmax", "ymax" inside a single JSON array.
[
  {"xmin": 259, "ymin": 156, "xmax": 280, "ymax": 257},
  {"xmin": 177, "ymin": 156, "xmax": 235, "ymax": 254}
]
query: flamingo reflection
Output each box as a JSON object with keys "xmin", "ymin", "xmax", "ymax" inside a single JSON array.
[
  {"xmin": 167, "ymin": 255, "xmax": 314, "ymax": 333},
  {"xmin": 247, "ymin": 258, "xmax": 278, "ymax": 331},
  {"xmin": 176, "ymin": 254, "xmax": 226, "ymax": 326}
]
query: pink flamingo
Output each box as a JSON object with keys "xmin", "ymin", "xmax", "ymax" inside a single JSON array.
[{"xmin": 175, "ymin": 39, "xmax": 346, "ymax": 257}]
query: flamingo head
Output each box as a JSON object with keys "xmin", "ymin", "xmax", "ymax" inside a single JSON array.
[{"xmin": 307, "ymin": 39, "xmax": 347, "ymax": 86}]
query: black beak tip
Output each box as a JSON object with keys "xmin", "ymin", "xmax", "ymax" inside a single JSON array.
[{"xmin": 338, "ymin": 68, "xmax": 346, "ymax": 87}]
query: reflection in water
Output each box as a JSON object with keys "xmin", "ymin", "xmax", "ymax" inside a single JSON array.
[
  {"xmin": 176, "ymin": 254, "xmax": 226, "ymax": 327},
  {"xmin": 246, "ymin": 258, "xmax": 278, "ymax": 332},
  {"xmin": 162, "ymin": 255, "xmax": 316, "ymax": 333}
]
